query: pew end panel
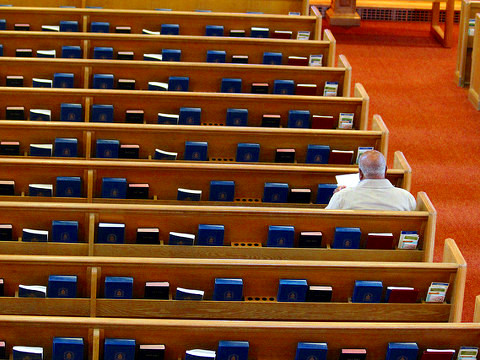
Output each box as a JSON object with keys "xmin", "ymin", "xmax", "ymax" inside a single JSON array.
[
  {"xmin": 337, "ymin": 54, "xmax": 352, "ymax": 97},
  {"xmin": 468, "ymin": 13, "xmax": 480, "ymax": 110},
  {"xmin": 443, "ymin": 238, "xmax": 467, "ymax": 322},
  {"xmin": 353, "ymin": 83, "xmax": 369, "ymax": 130},
  {"xmin": 392, "ymin": 151, "xmax": 412, "ymax": 191},
  {"xmin": 415, "ymin": 192, "xmax": 437, "ymax": 262},
  {"xmin": 371, "ymin": 114, "xmax": 389, "ymax": 157},
  {"xmin": 323, "ymin": 29, "xmax": 337, "ymax": 67}
]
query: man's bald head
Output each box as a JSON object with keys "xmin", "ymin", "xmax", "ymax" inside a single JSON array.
[{"xmin": 358, "ymin": 150, "xmax": 387, "ymax": 179}]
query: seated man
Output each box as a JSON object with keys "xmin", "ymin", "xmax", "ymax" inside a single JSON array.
[{"xmin": 325, "ymin": 150, "xmax": 416, "ymax": 211}]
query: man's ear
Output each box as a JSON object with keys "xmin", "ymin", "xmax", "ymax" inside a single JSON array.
[
  {"xmin": 384, "ymin": 165, "xmax": 388, "ymax": 177},
  {"xmin": 359, "ymin": 169, "xmax": 364, "ymax": 180}
]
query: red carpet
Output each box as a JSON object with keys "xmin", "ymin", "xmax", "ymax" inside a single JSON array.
[{"xmin": 326, "ymin": 20, "xmax": 480, "ymax": 321}]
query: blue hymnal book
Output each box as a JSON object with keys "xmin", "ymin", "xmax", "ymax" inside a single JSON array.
[
  {"xmin": 13, "ymin": 346, "xmax": 43, "ymax": 360},
  {"xmin": 33, "ymin": 78, "xmax": 52, "ymax": 88},
  {"xmin": 56, "ymin": 176, "xmax": 82, "ymax": 197},
  {"xmin": 59, "ymin": 21, "xmax": 78, "ymax": 32},
  {"xmin": 210, "ymin": 180, "xmax": 235, "ymax": 202},
  {"xmin": 213, "ymin": 278, "xmax": 243, "ymax": 301},
  {"xmin": 205, "ymin": 25, "xmax": 224, "ymax": 36},
  {"xmin": 206, "ymin": 50, "xmax": 226, "ymax": 63},
  {"xmin": 177, "ymin": 188, "xmax": 202, "ymax": 201},
  {"xmin": 0, "ymin": 19, "xmax": 5, "ymax": 30},
  {"xmin": 97, "ymin": 223, "xmax": 125, "ymax": 243},
  {"xmin": 91, "ymin": 22, "xmax": 110, "ymax": 33},
  {"xmin": 54, "ymin": 138, "xmax": 78, "ymax": 157},
  {"xmin": 93, "ymin": 74, "xmax": 114, "ymax": 89},
  {"xmin": 0, "ymin": 44, "xmax": 3, "ymax": 56},
  {"xmin": 168, "ymin": 76, "xmax": 189, "ymax": 91},
  {"xmin": 48, "ymin": 275, "xmax": 77, "ymax": 298},
  {"xmin": 175, "ymin": 287, "xmax": 204, "ymax": 300},
  {"xmin": 61, "ymin": 45, "xmax": 82, "ymax": 58},
  {"xmin": 169, "ymin": 232, "xmax": 195, "ymax": 246},
  {"xmin": 60, "ymin": 103, "xmax": 83, "ymax": 122},
  {"xmin": 197, "ymin": 224, "xmax": 224, "ymax": 246},
  {"xmin": 184, "ymin": 141, "xmax": 208, "ymax": 161},
  {"xmin": 263, "ymin": 52, "xmax": 282, "ymax": 65},
  {"xmin": 162, "ymin": 48, "xmax": 181, "ymax": 61},
  {"xmin": 96, "ymin": 139, "xmax": 120, "ymax": 158},
  {"xmin": 30, "ymin": 109, "xmax": 51, "ymax": 121},
  {"xmin": 273, "ymin": 80, "xmax": 295, "ymax": 95},
  {"xmin": 315, "ymin": 184, "xmax": 337, "ymax": 204},
  {"xmin": 332, "ymin": 227, "xmax": 361, "ymax": 249},
  {"xmin": 52, "ymin": 220, "xmax": 78, "ymax": 243},
  {"xmin": 386, "ymin": 343, "xmax": 419, "ymax": 360},
  {"xmin": 288, "ymin": 110, "xmax": 310, "ymax": 128},
  {"xmin": 104, "ymin": 339, "xmax": 136, "ymax": 360},
  {"xmin": 221, "ymin": 78, "xmax": 242, "ymax": 93},
  {"xmin": 236, "ymin": 143, "xmax": 260, "ymax": 162},
  {"xmin": 91, "ymin": 104, "xmax": 114, "ymax": 123},
  {"xmin": 306, "ymin": 145, "xmax": 330, "ymax": 164},
  {"xmin": 105, "ymin": 277, "xmax": 133, "ymax": 299},
  {"xmin": 267, "ymin": 225, "xmax": 295, "ymax": 247},
  {"xmin": 295, "ymin": 343, "xmax": 328, "ymax": 360},
  {"xmin": 22, "ymin": 228, "xmax": 48, "ymax": 242},
  {"xmin": 179, "ymin": 107, "xmax": 201, "ymax": 125},
  {"xmin": 251, "ymin": 27, "xmax": 269, "ymax": 38},
  {"xmin": 217, "ymin": 341, "xmax": 249, "ymax": 360},
  {"xmin": 53, "ymin": 73, "xmax": 74, "ymax": 88},
  {"xmin": 101, "ymin": 177, "xmax": 127, "ymax": 198},
  {"xmin": 29, "ymin": 184, "xmax": 53, "ymax": 197},
  {"xmin": 36, "ymin": 50, "xmax": 56, "ymax": 58},
  {"xmin": 93, "ymin": 47, "xmax": 114, "ymax": 59},
  {"xmin": 263, "ymin": 182, "xmax": 289, "ymax": 203},
  {"xmin": 157, "ymin": 113, "xmax": 179, "ymax": 125},
  {"xmin": 52, "ymin": 337, "xmax": 84, "ymax": 360},
  {"xmin": 277, "ymin": 279, "xmax": 308, "ymax": 302},
  {"xmin": 352, "ymin": 280, "xmax": 383, "ymax": 303},
  {"xmin": 161, "ymin": 24, "xmax": 179, "ymax": 35},
  {"xmin": 226, "ymin": 108, "xmax": 248, "ymax": 126},
  {"xmin": 30, "ymin": 144, "xmax": 52, "ymax": 157}
]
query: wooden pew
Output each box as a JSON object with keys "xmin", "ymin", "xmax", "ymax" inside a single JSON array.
[
  {"xmin": 0, "ymin": 30, "xmax": 336, "ymax": 66},
  {"xmin": 0, "ymin": 151, "xmax": 412, "ymax": 205},
  {"xmin": 456, "ymin": 0, "xmax": 480, "ymax": 86},
  {"xmin": 0, "ymin": 239, "xmax": 464, "ymax": 321},
  {"xmin": 0, "ymin": 5, "xmax": 320, "ymax": 37},
  {"xmin": 468, "ymin": 13, "xmax": 480, "ymax": 110},
  {"xmin": 0, "ymin": 190, "xmax": 435, "ymax": 261},
  {"xmin": 0, "ymin": 56, "xmax": 352, "ymax": 97},
  {"xmin": 0, "ymin": 85, "xmax": 367, "ymax": 129}
]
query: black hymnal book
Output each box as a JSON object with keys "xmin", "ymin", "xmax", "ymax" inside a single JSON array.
[
  {"xmin": 117, "ymin": 78, "xmax": 136, "ymax": 90},
  {"xmin": 288, "ymin": 188, "xmax": 311, "ymax": 204},
  {"xmin": 307, "ymin": 285, "xmax": 332, "ymax": 302},
  {"xmin": 6, "ymin": 106, "xmax": 25, "ymax": 120},
  {"xmin": 0, "ymin": 339, "xmax": 5, "ymax": 358},
  {"xmin": 0, "ymin": 181, "xmax": 15, "ymax": 195},
  {"xmin": 138, "ymin": 345, "xmax": 166, "ymax": 360},
  {"xmin": 119, "ymin": 144, "xmax": 140, "ymax": 159},
  {"xmin": 144, "ymin": 282, "xmax": 170, "ymax": 300},
  {"xmin": 251, "ymin": 83, "xmax": 269, "ymax": 94},
  {"xmin": 0, "ymin": 224, "xmax": 13, "ymax": 241},
  {"xmin": 117, "ymin": 51, "xmax": 134, "ymax": 60},
  {"xmin": 0, "ymin": 141, "xmax": 20, "ymax": 155},
  {"xmin": 14, "ymin": 23, "xmax": 30, "ymax": 31},
  {"xmin": 232, "ymin": 55, "xmax": 248, "ymax": 64},
  {"xmin": 0, "ymin": 278, "xmax": 3, "ymax": 296},
  {"xmin": 136, "ymin": 228, "xmax": 160, "ymax": 244},
  {"xmin": 125, "ymin": 110, "xmax": 144, "ymax": 123},
  {"xmin": 15, "ymin": 48, "xmax": 32, "ymax": 57},
  {"xmin": 275, "ymin": 148, "xmax": 295, "ymax": 163},
  {"xmin": 6, "ymin": 76, "xmax": 24, "ymax": 87},
  {"xmin": 115, "ymin": 26, "xmax": 132, "ymax": 33},
  {"xmin": 229, "ymin": 29, "xmax": 246, "ymax": 37},
  {"xmin": 299, "ymin": 231, "xmax": 323, "ymax": 248},
  {"xmin": 338, "ymin": 349, "xmax": 367, "ymax": 360},
  {"xmin": 261, "ymin": 114, "xmax": 281, "ymax": 127},
  {"xmin": 127, "ymin": 183, "xmax": 149, "ymax": 199}
]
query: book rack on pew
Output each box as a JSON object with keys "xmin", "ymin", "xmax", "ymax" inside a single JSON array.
[
  {"xmin": 0, "ymin": 29, "xmax": 336, "ymax": 66},
  {"xmin": 0, "ymin": 190, "xmax": 435, "ymax": 261},
  {"xmin": 0, "ymin": 5, "xmax": 319, "ymax": 37},
  {"xmin": 0, "ymin": 150, "xmax": 412, "ymax": 204},
  {"xmin": 468, "ymin": 13, "xmax": 480, "ymax": 110},
  {"xmin": 0, "ymin": 85, "xmax": 368, "ymax": 129},
  {"xmin": 0, "ymin": 56, "xmax": 353, "ymax": 97},
  {"xmin": 0, "ymin": 239, "xmax": 465, "ymax": 321}
]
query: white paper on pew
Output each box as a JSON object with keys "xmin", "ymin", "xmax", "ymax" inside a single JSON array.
[{"xmin": 335, "ymin": 173, "xmax": 360, "ymax": 187}]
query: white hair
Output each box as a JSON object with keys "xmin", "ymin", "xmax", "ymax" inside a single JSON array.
[{"xmin": 359, "ymin": 150, "xmax": 386, "ymax": 178}]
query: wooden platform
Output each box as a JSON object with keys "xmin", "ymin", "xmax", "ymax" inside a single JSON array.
[{"xmin": 312, "ymin": 0, "xmax": 461, "ymax": 11}]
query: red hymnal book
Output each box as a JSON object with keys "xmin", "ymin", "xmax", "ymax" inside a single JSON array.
[
  {"xmin": 311, "ymin": 115, "xmax": 335, "ymax": 129},
  {"xmin": 387, "ymin": 287, "xmax": 419, "ymax": 303},
  {"xmin": 288, "ymin": 56, "xmax": 308, "ymax": 66},
  {"xmin": 365, "ymin": 232, "xmax": 394, "ymax": 249},
  {"xmin": 272, "ymin": 30, "xmax": 292, "ymax": 39},
  {"xmin": 328, "ymin": 150, "xmax": 354, "ymax": 164},
  {"xmin": 296, "ymin": 83, "xmax": 317, "ymax": 96},
  {"xmin": 420, "ymin": 349, "xmax": 455, "ymax": 360}
]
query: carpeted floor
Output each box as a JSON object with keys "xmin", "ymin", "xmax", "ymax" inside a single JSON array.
[{"xmin": 325, "ymin": 20, "xmax": 480, "ymax": 321}]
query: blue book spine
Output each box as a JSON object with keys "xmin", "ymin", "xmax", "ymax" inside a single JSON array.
[
  {"xmin": 386, "ymin": 343, "xmax": 419, "ymax": 360},
  {"xmin": 56, "ymin": 177, "xmax": 82, "ymax": 197},
  {"xmin": 30, "ymin": 144, "xmax": 52, "ymax": 157},
  {"xmin": 105, "ymin": 277, "xmax": 133, "ymax": 299},
  {"xmin": 184, "ymin": 141, "xmax": 208, "ymax": 161},
  {"xmin": 295, "ymin": 343, "xmax": 328, "ymax": 360},
  {"xmin": 91, "ymin": 22, "xmax": 110, "ymax": 33},
  {"xmin": 226, "ymin": 108, "xmax": 248, "ymax": 127},
  {"xmin": 273, "ymin": 80, "xmax": 295, "ymax": 95},
  {"xmin": 52, "ymin": 220, "xmax": 78, "ymax": 243},
  {"xmin": 96, "ymin": 139, "xmax": 120, "ymax": 158},
  {"xmin": 315, "ymin": 184, "xmax": 337, "ymax": 204},
  {"xmin": 213, "ymin": 278, "xmax": 243, "ymax": 301},
  {"xmin": 168, "ymin": 76, "xmax": 189, "ymax": 91},
  {"xmin": 277, "ymin": 279, "xmax": 308, "ymax": 302},
  {"xmin": 263, "ymin": 52, "xmax": 282, "ymax": 65},
  {"xmin": 0, "ymin": 44, "xmax": 3, "ymax": 56},
  {"xmin": 91, "ymin": 104, "xmax": 114, "ymax": 123},
  {"xmin": 236, "ymin": 143, "xmax": 260, "ymax": 162},
  {"xmin": 306, "ymin": 145, "xmax": 330, "ymax": 164},
  {"xmin": 0, "ymin": 19, "xmax": 5, "ymax": 30},
  {"xmin": 162, "ymin": 48, "xmax": 181, "ymax": 61},
  {"xmin": 54, "ymin": 138, "xmax": 78, "ymax": 157},
  {"xmin": 175, "ymin": 288, "xmax": 204, "ymax": 300},
  {"xmin": 332, "ymin": 227, "xmax": 361, "ymax": 249},
  {"xmin": 53, "ymin": 73, "xmax": 74, "ymax": 88},
  {"xmin": 179, "ymin": 107, "xmax": 201, "ymax": 125},
  {"xmin": 197, "ymin": 224, "xmax": 225, "ymax": 246},
  {"xmin": 29, "ymin": 185, "xmax": 53, "ymax": 197},
  {"xmin": 352, "ymin": 280, "xmax": 383, "ymax": 303},
  {"xmin": 30, "ymin": 109, "xmax": 51, "ymax": 121},
  {"xmin": 93, "ymin": 47, "xmax": 114, "ymax": 60},
  {"xmin": 48, "ymin": 275, "xmax": 77, "ymax": 298},
  {"xmin": 22, "ymin": 229, "xmax": 48, "ymax": 242},
  {"xmin": 263, "ymin": 182, "xmax": 289, "ymax": 203},
  {"xmin": 206, "ymin": 50, "xmax": 226, "ymax": 63},
  {"xmin": 217, "ymin": 341, "xmax": 249, "ymax": 360},
  {"xmin": 93, "ymin": 74, "xmax": 114, "ymax": 89},
  {"xmin": 18, "ymin": 286, "xmax": 46, "ymax": 298},
  {"xmin": 157, "ymin": 113, "xmax": 179, "ymax": 125},
  {"xmin": 101, "ymin": 177, "xmax": 127, "ymax": 199},
  {"xmin": 267, "ymin": 225, "xmax": 295, "ymax": 247},
  {"xmin": 33, "ymin": 78, "xmax": 52, "ymax": 88},
  {"xmin": 177, "ymin": 188, "xmax": 202, "ymax": 201},
  {"xmin": 13, "ymin": 347, "xmax": 43, "ymax": 360},
  {"xmin": 161, "ymin": 23, "xmax": 179, "ymax": 35},
  {"xmin": 97, "ymin": 223, "xmax": 125, "ymax": 243},
  {"xmin": 61, "ymin": 45, "xmax": 82, "ymax": 58},
  {"xmin": 221, "ymin": 78, "xmax": 242, "ymax": 93},
  {"xmin": 52, "ymin": 337, "xmax": 84, "ymax": 360},
  {"xmin": 209, "ymin": 180, "xmax": 235, "ymax": 201},
  {"xmin": 205, "ymin": 25, "xmax": 224, "ymax": 36},
  {"xmin": 60, "ymin": 103, "xmax": 83, "ymax": 122},
  {"xmin": 169, "ymin": 232, "xmax": 195, "ymax": 246},
  {"xmin": 59, "ymin": 21, "xmax": 78, "ymax": 32},
  {"xmin": 104, "ymin": 339, "xmax": 136, "ymax": 360},
  {"xmin": 288, "ymin": 110, "xmax": 311, "ymax": 128},
  {"xmin": 250, "ymin": 27, "xmax": 269, "ymax": 38}
]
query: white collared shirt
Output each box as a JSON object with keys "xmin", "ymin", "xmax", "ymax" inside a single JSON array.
[{"xmin": 325, "ymin": 179, "xmax": 417, "ymax": 211}]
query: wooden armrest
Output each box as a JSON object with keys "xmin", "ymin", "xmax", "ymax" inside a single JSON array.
[
  {"xmin": 371, "ymin": 114, "xmax": 389, "ymax": 157},
  {"xmin": 354, "ymin": 83, "xmax": 369, "ymax": 130},
  {"xmin": 443, "ymin": 238, "xmax": 466, "ymax": 322}
]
